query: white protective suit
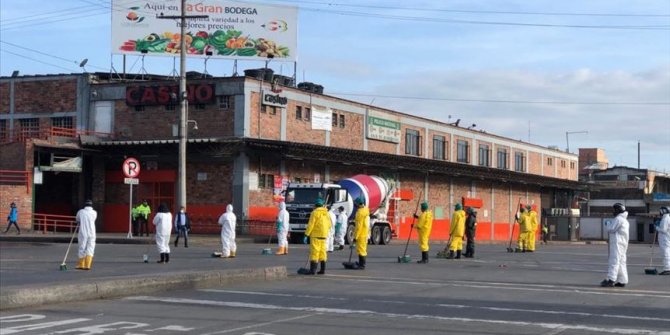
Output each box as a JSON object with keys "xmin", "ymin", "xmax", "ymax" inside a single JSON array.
[
  {"xmin": 218, "ymin": 204, "xmax": 237, "ymax": 257},
  {"xmin": 153, "ymin": 212, "xmax": 173, "ymax": 254},
  {"xmin": 335, "ymin": 209, "xmax": 348, "ymax": 247},
  {"xmin": 77, "ymin": 206, "xmax": 97, "ymax": 258},
  {"xmin": 657, "ymin": 213, "xmax": 670, "ymax": 272},
  {"xmin": 326, "ymin": 209, "xmax": 337, "ymax": 252},
  {"xmin": 606, "ymin": 211, "xmax": 629, "ymax": 284},
  {"xmin": 277, "ymin": 202, "xmax": 290, "ymax": 249}
]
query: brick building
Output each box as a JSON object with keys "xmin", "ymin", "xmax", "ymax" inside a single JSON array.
[{"xmin": 1, "ymin": 72, "xmax": 583, "ymax": 241}]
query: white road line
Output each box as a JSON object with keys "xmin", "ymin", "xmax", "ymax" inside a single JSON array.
[
  {"xmin": 323, "ymin": 274, "xmax": 670, "ymax": 297},
  {"xmin": 0, "ymin": 318, "xmax": 89, "ymax": 335},
  {"xmin": 200, "ymin": 313, "xmax": 318, "ymax": 335},
  {"xmin": 198, "ymin": 290, "xmax": 670, "ymax": 323},
  {"xmin": 201, "ymin": 289, "xmax": 347, "ymax": 301},
  {"xmin": 126, "ymin": 296, "xmax": 670, "ymax": 335}
]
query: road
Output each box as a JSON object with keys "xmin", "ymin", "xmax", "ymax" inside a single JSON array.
[{"xmin": 1, "ymin": 242, "xmax": 669, "ymax": 335}]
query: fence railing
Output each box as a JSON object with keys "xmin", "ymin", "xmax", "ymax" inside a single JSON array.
[
  {"xmin": 33, "ymin": 213, "xmax": 77, "ymax": 234},
  {"xmin": 0, "ymin": 170, "xmax": 31, "ymax": 194},
  {"xmin": 1, "ymin": 126, "xmax": 113, "ymax": 144}
]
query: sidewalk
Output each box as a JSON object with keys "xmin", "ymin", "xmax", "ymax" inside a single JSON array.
[{"xmin": 0, "ymin": 233, "xmax": 289, "ymax": 311}]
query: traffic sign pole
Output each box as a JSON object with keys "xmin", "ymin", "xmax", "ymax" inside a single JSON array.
[
  {"xmin": 123, "ymin": 158, "xmax": 141, "ymax": 239},
  {"xmin": 127, "ymin": 184, "xmax": 134, "ymax": 239}
]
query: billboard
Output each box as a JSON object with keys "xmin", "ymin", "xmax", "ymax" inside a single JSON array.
[
  {"xmin": 111, "ymin": 0, "xmax": 297, "ymax": 61},
  {"xmin": 367, "ymin": 110, "xmax": 401, "ymax": 143}
]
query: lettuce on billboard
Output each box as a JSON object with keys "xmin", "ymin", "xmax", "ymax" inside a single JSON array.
[{"xmin": 112, "ymin": 0, "xmax": 297, "ymax": 61}]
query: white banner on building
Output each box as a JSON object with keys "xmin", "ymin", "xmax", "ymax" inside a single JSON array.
[
  {"xmin": 367, "ymin": 110, "xmax": 401, "ymax": 143},
  {"xmin": 111, "ymin": 0, "xmax": 298, "ymax": 61},
  {"xmin": 311, "ymin": 107, "xmax": 332, "ymax": 131}
]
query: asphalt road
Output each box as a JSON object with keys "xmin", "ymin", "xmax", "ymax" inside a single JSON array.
[{"xmin": 1, "ymin": 241, "xmax": 669, "ymax": 335}]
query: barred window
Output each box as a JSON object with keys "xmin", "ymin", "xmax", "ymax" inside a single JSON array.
[
  {"xmin": 433, "ymin": 135, "xmax": 445, "ymax": 160},
  {"xmin": 304, "ymin": 107, "xmax": 311, "ymax": 121},
  {"xmin": 218, "ymin": 95, "xmax": 231, "ymax": 110},
  {"xmin": 51, "ymin": 116, "xmax": 74, "ymax": 129},
  {"xmin": 332, "ymin": 112, "xmax": 338, "ymax": 127},
  {"xmin": 19, "ymin": 118, "xmax": 40, "ymax": 141},
  {"xmin": 405, "ymin": 129, "xmax": 421, "ymax": 156},
  {"xmin": 457, "ymin": 140, "xmax": 469, "ymax": 163},
  {"xmin": 478, "ymin": 144, "xmax": 490, "ymax": 167},
  {"xmin": 0, "ymin": 120, "xmax": 7, "ymax": 142},
  {"xmin": 295, "ymin": 106, "xmax": 302, "ymax": 119},
  {"xmin": 497, "ymin": 149, "xmax": 508, "ymax": 169},
  {"xmin": 515, "ymin": 152, "xmax": 526, "ymax": 172},
  {"xmin": 339, "ymin": 114, "xmax": 345, "ymax": 128},
  {"xmin": 260, "ymin": 174, "xmax": 275, "ymax": 189}
]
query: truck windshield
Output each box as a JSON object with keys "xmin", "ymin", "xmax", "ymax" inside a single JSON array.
[{"xmin": 285, "ymin": 188, "xmax": 326, "ymax": 204}]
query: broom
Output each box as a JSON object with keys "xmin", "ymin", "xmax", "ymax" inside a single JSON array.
[
  {"xmin": 645, "ymin": 231, "xmax": 658, "ymax": 275},
  {"xmin": 59, "ymin": 223, "xmax": 79, "ymax": 271},
  {"xmin": 507, "ymin": 197, "xmax": 522, "ymax": 252},
  {"xmin": 397, "ymin": 189, "xmax": 423, "ymax": 263}
]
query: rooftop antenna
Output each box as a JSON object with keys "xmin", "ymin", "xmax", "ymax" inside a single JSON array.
[{"xmin": 79, "ymin": 58, "xmax": 88, "ymax": 73}]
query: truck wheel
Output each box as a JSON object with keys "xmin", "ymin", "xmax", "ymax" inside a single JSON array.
[
  {"xmin": 345, "ymin": 224, "xmax": 355, "ymax": 245},
  {"xmin": 381, "ymin": 225, "xmax": 392, "ymax": 245},
  {"xmin": 371, "ymin": 225, "xmax": 382, "ymax": 245}
]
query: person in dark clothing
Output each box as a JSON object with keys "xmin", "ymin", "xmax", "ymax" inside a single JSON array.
[
  {"xmin": 464, "ymin": 207, "xmax": 477, "ymax": 258},
  {"xmin": 173, "ymin": 206, "xmax": 191, "ymax": 247},
  {"xmin": 4, "ymin": 202, "xmax": 20, "ymax": 234}
]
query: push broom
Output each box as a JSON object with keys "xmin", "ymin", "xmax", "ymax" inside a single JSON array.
[
  {"xmin": 397, "ymin": 190, "xmax": 423, "ymax": 263},
  {"xmin": 59, "ymin": 224, "xmax": 79, "ymax": 271},
  {"xmin": 645, "ymin": 231, "xmax": 658, "ymax": 275},
  {"xmin": 507, "ymin": 197, "xmax": 522, "ymax": 253}
]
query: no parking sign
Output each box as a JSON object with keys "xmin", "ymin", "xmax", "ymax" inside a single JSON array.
[{"xmin": 122, "ymin": 157, "xmax": 140, "ymax": 178}]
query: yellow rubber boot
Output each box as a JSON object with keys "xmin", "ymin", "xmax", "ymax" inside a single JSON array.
[
  {"xmin": 84, "ymin": 256, "xmax": 93, "ymax": 270},
  {"xmin": 230, "ymin": 251, "xmax": 236, "ymax": 258},
  {"xmin": 275, "ymin": 246, "xmax": 285, "ymax": 255},
  {"xmin": 76, "ymin": 257, "xmax": 86, "ymax": 270}
]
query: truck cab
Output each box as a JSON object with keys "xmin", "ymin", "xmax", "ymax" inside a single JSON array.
[{"xmin": 284, "ymin": 183, "xmax": 350, "ymax": 242}]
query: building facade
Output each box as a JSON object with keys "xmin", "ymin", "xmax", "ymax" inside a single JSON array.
[{"xmin": 1, "ymin": 72, "xmax": 583, "ymax": 241}]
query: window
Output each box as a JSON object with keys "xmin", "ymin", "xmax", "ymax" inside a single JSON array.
[
  {"xmin": 560, "ymin": 160, "xmax": 566, "ymax": 168},
  {"xmin": 332, "ymin": 112, "xmax": 338, "ymax": 127},
  {"xmin": 478, "ymin": 144, "xmax": 490, "ymax": 167},
  {"xmin": 515, "ymin": 152, "xmax": 526, "ymax": 172},
  {"xmin": 570, "ymin": 162, "xmax": 575, "ymax": 169},
  {"xmin": 295, "ymin": 106, "xmax": 302, "ymax": 119},
  {"xmin": 0, "ymin": 120, "xmax": 6, "ymax": 142},
  {"xmin": 339, "ymin": 114, "xmax": 345, "ymax": 128},
  {"xmin": 262, "ymin": 105, "xmax": 277, "ymax": 115},
  {"xmin": 218, "ymin": 95, "xmax": 231, "ymax": 110},
  {"xmin": 497, "ymin": 149, "xmax": 508, "ymax": 169},
  {"xmin": 51, "ymin": 117, "xmax": 74, "ymax": 129},
  {"xmin": 433, "ymin": 135, "xmax": 445, "ymax": 160},
  {"xmin": 405, "ymin": 129, "xmax": 421, "ymax": 156},
  {"xmin": 19, "ymin": 118, "xmax": 40, "ymax": 141},
  {"xmin": 304, "ymin": 107, "xmax": 311, "ymax": 121},
  {"xmin": 547, "ymin": 157, "xmax": 553, "ymax": 166},
  {"xmin": 260, "ymin": 174, "xmax": 275, "ymax": 189},
  {"xmin": 457, "ymin": 140, "xmax": 469, "ymax": 163}
]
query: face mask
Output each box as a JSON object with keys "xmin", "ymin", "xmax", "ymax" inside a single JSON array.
[{"xmin": 180, "ymin": 210, "xmax": 185, "ymax": 213}]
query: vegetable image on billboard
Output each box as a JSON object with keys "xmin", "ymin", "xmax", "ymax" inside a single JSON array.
[{"xmin": 112, "ymin": 0, "xmax": 297, "ymax": 61}]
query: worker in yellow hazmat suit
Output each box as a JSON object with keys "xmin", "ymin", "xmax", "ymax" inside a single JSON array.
[
  {"xmin": 301, "ymin": 198, "xmax": 332, "ymax": 275},
  {"xmin": 353, "ymin": 197, "xmax": 370, "ymax": 270},
  {"xmin": 448, "ymin": 203, "xmax": 465, "ymax": 259},
  {"xmin": 414, "ymin": 202, "xmax": 433, "ymax": 264},
  {"xmin": 527, "ymin": 205, "xmax": 538, "ymax": 252},
  {"xmin": 515, "ymin": 207, "xmax": 531, "ymax": 252}
]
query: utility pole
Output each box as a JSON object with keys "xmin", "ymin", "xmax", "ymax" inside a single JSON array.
[
  {"xmin": 158, "ymin": 2, "xmax": 208, "ymax": 209},
  {"xmin": 565, "ymin": 130, "xmax": 588, "ymax": 153}
]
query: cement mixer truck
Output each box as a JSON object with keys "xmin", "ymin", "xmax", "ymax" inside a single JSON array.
[{"xmin": 284, "ymin": 174, "xmax": 397, "ymax": 245}]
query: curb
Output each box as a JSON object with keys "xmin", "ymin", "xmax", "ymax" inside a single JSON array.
[{"xmin": 0, "ymin": 266, "xmax": 287, "ymax": 311}]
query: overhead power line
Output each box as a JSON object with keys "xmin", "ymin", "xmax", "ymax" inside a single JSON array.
[
  {"xmin": 330, "ymin": 92, "xmax": 670, "ymax": 106},
  {"xmin": 255, "ymin": 0, "xmax": 670, "ymax": 18},
  {"xmin": 0, "ymin": 40, "xmax": 107, "ymax": 71},
  {"xmin": 1, "ymin": 49, "xmax": 76, "ymax": 72}
]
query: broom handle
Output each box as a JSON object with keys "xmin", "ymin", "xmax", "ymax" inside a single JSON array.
[
  {"xmin": 62, "ymin": 223, "xmax": 80, "ymax": 264},
  {"xmin": 650, "ymin": 231, "xmax": 657, "ymax": 267},
  {"xmin": 403, "ymin": 189, "xmax": 424, "ymax": 256},
  {"xmin": 508, "ymin": 197, "xmax": 522, "ymax": 248}
]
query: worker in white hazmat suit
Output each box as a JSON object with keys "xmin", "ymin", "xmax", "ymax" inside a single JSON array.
[
  {"xmin": 334, "ymin": 206, "xmax": 347, "ymax": 250},
  {"xmin": 76, "ymin": 200, "xmax": 97, "ymax": 270},
  {"xmin": 601, "ymin": 203, "xmax": 629, "ymax": 287},
  {"xmin": 275, "ymin": 202, "xmax": 290, "ymax": 255},
  {"xmin": 656, "ymin": 206, "xmax": 670, "ymax": 275},
  {"xmin": 153, "ymin": 203, "xmax": 172, "ymax": 264},
  {"xmin": 218, "ymin": 204, "xmax": 237, "ymax": 258},
  {"xmin": 326, "ymin": 207, "xmax": 337, "ymax": 253}
]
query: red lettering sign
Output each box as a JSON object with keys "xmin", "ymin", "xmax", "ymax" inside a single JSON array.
[{"xmin": 125, "ymin": 84, "xmax": 215, "ymax": 106}]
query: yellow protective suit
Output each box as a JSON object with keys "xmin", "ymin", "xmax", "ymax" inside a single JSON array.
[
  {"xmin": 417, "ymin": 210, "xmax": 433, "ymax": 252},
  {"xmin": 354, "ymin": 206, "xmax": 370, "ymax": 257},
  {"xmin": 449, "ymin": 209, "xmax": 465, "ymax": 251},
  {"xmin": 527, "ymin": 210, "xmax": 538, "ymax": 251},
  {"xmin": 305, "ymin": 207, "xmax": 331, "ymax": 262},
  {"xmin": 517, "ymin": 212, "xmax": 532, "ymax": 250}
]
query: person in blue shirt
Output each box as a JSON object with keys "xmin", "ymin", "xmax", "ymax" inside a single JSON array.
[
  {"xmin": 173, "ymin": 206, "xmax": 191, "ymax": 248},
  {"xmin": 4, "ymin": 202, "xmax": 20, "ymax": 234}
]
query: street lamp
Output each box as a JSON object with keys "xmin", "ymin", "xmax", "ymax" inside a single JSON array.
[{"xmin": 565, "ymin": 130, "xmax": 588, "ymax": 153}]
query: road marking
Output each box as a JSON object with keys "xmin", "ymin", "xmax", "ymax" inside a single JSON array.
[
  {"xmin": 49, "ymin": 321, "xmax": 148, "ymax": 334},
  {"xmin": 126, "ymin": 296, "xmax": 670, "ymax": 335},
  {"xmin": 0, "ymin": 314, "xmax": 46, "ymax": 323},
  {"xmin": 200, "ymin": 313, "xmax": 317, "ymax": 335},
  {"xmin": 201, "ymin": 289, "xmax": 347, "ymax": 301},
  {"xmin": 323, "ymin": 274, "xmax": 670, "ymax": 298},
  {"xmin": 0, "ymin": 318, "xmax": 89, "ymax": 335}
]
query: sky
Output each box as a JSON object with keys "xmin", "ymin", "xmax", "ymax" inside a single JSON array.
[{"xmin": 1, "ymin": 0, "xmax": 669, "ymax": 172}]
